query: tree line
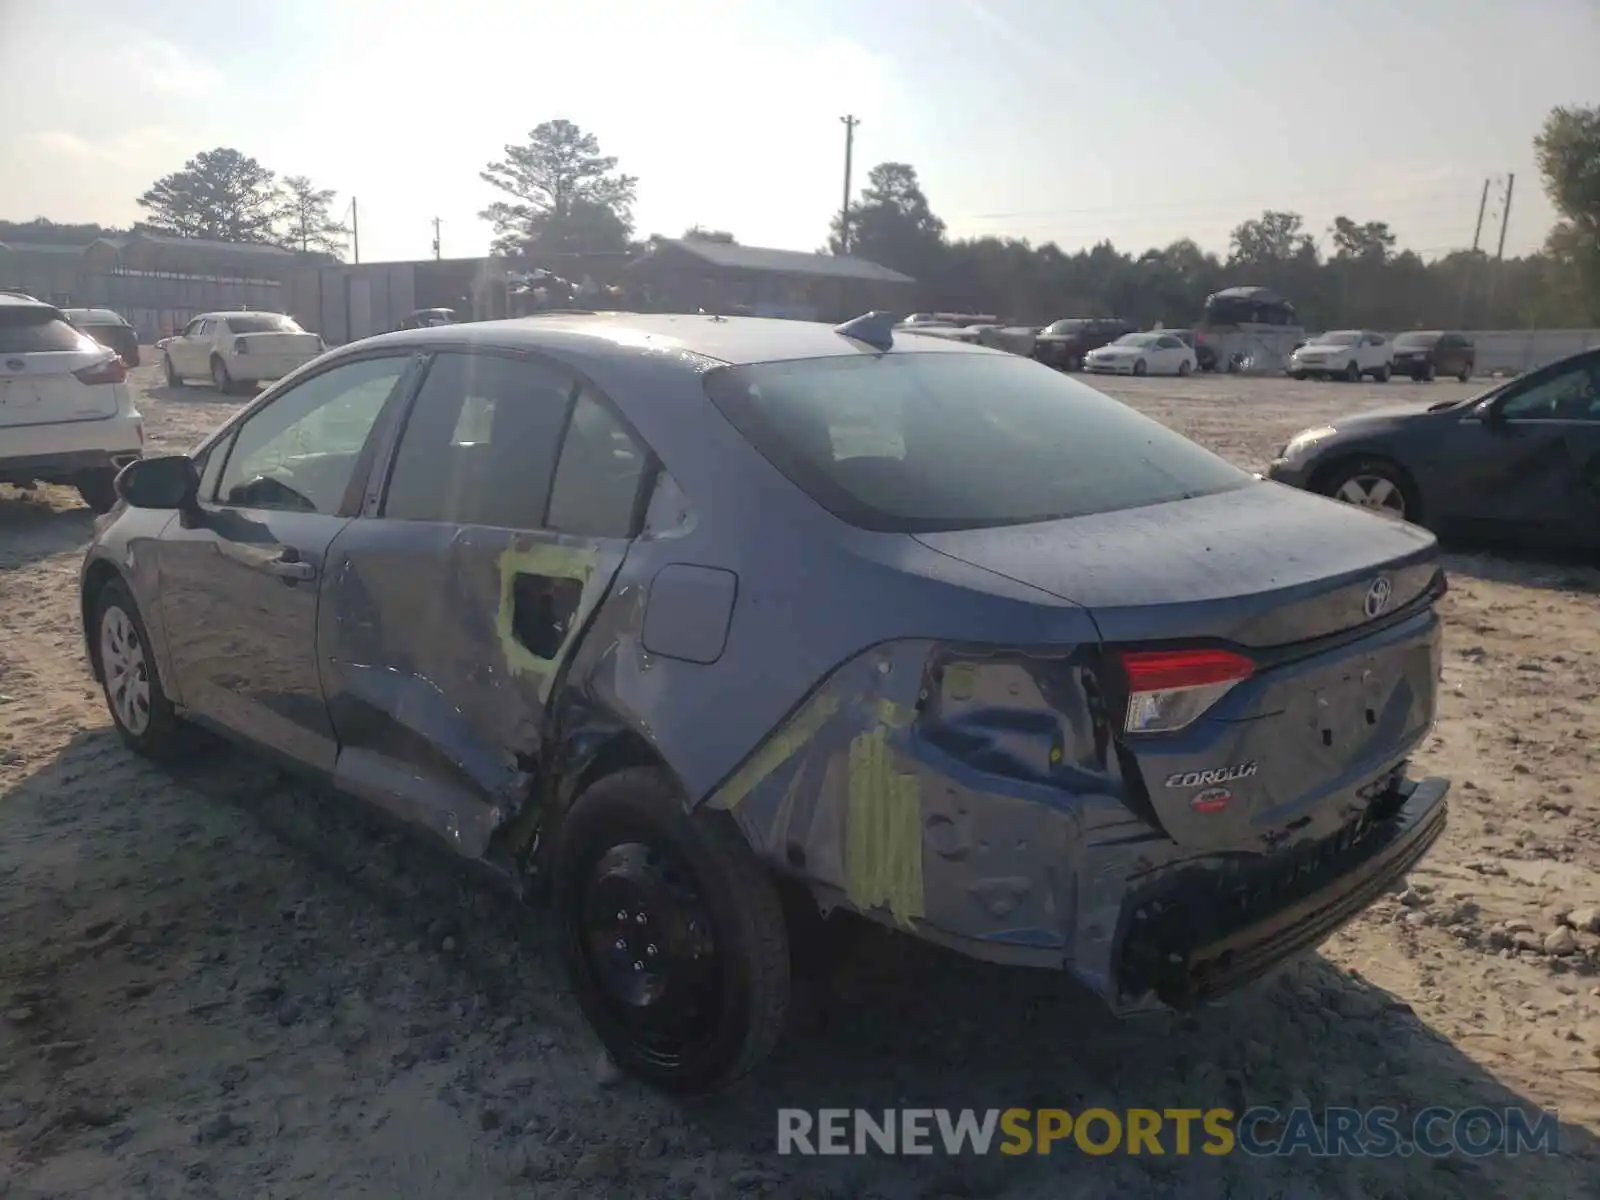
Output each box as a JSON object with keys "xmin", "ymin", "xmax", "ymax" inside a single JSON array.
[{"xmin": 6, "ymin": 106, "xmax": 1596, "ymax": 331}]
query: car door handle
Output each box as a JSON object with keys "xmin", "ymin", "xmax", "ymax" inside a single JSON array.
[{"xmin": 267, "ymin": 557, "xmax": 316, "ymax": 581}]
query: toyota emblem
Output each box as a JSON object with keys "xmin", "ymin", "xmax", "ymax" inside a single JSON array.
[{"xmin": 1364, "ymin": 576, "xmax": 1393, "ymax": 619}]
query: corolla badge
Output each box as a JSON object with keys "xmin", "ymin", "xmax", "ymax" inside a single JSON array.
[{"xmin": 1364, "ymin": 576, "xmax": 1393, "ymax": 619}]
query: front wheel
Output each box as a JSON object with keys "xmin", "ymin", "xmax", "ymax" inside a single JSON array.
[
  {"xmin": 553, "ymin": 768, "xmax": 791, "ymax": 1092},
  {"xmin": 1177, "ymin": 359, "xmax": 1193, "ymax": 377},
  {"xmin": 1133, "ymin": 359, "xmax": 1148, "ymax": 376},
  {"xmin": 1321, "ymin": 459, "xmax": 1417, "ymax": 523},
  {"xmin": 1291, "ymin": 371, "xmax": 1308, "ymax": 381},
  {"xmin": 163, "ymin": 354, "xmax": 182, "ymax": 388},
  {"xmin": 1343, "ymin": 360, "xmax": 1361, "ymax": 383},
  {"xmin": 75, "ymin": 468, "xmax": 119, "ymax": 513},
  {"xmin": 91, "ymin": 579, "xmax": 190, "ymax": 759},
  {"xmin": 1458, "ymin": 366, "xmax": 1472, "ymax": 383},
  {"xmin": 211, "ymin": 355, "xmax": 236, "ymax": 394}
]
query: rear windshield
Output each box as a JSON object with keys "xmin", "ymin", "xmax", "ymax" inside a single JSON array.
[
  {"xmin": 702, "ymin": 352, "xmax": 1253, "ymax": 532},
  {"xmin": 0, "ymin": 308, "xmax": 93, "ymax": 354},
  {"xmin": 1045, "ymin": 320, "xmax": 1088, "ymax": 334},
  {"xmin": 1394, "ymin": 332, "xmax": 1441, "ymax": 348},
  {"xmin": 226, "ymin": 315, "xmax": 302, "ymax": 334}
]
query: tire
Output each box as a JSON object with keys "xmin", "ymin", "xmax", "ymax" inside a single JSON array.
[
  {"xmin": 1422, "ymin": 363, "xmax": 1436, "ymax": 382},
  {"xmin": 553, "ymin": 767, "xmax": 790, "ymax": 1092},
  {"xmin": 1291, "ymin": 371, "xmax": 1308, "ymax": 381},
  {"xmin": 75, "ymin": 468, "xmax": 119, "ymax": 514},
  {"xmin": 1133, "ymin": 359, "xmax": 1148, "ymax": 376},
  {"xmin": 1373, "ymin": 365, "xmax": 1391, "ymax": 383},
  {"xmin": 90, "ymin": 578, "xmax": 190, "ymax": 760},
  {"xmin": 1318, "ymin": 458, "xmax": 1419, "ymax": 524},
  {"xmin": 1458, "ymin": 366, "xmax": 1472, "ymax": 383},
  {"xmin": 1177, "ymin": 359, "xmax": 1192, "ymax": 377},
  {"xmin": 1343, "ymin": 360, "xmax": 1361, "ymax": 383},
  {"xmin": 163, "ymin": 354, "xmax": 182, "ymax": 387},
  {"xmin": 211, "ymin": 355, "xmax": 234, "ymax": 394}
]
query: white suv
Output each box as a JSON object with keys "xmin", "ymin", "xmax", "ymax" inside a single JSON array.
[
  {"xmin": 1287, "ymin": 330, "xmax": 1392, "ymax": 382},
  {"xmin": 161, "ymin": 311, "xmax": 324, "ymax": 393},
  {"xmin": 0, "ymin": 293, "xmax": 143, "ymax": 512}
]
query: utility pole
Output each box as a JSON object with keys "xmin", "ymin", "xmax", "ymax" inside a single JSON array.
[
  {"xmin": 431, "ymin": 217, "xmax": 442, "ymax": 260},
  {"xmin": 839, "ymin": 115, "xmax": 859, "ymax": 254},
  {"xmin": 1495, "ymin": 173, "xmax": 1515, "ymax": 262},
  {"xmin": 1471, "ymin": 178, "xmax": 1490, "ymax": 253},
  {"xmin": 347, "ymin": 197, "xmax": 360, "ymax": 264}
]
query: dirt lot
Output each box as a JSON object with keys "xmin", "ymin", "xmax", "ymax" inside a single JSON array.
[{"xmin": 0, "ymin": 361, "xmax": 1596, "ymax": 1198}]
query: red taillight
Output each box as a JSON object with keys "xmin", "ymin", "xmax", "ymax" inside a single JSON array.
[
  {"xmin": 73, "ymin": 355, "xmax": 127, "ymax": 386},
  {"xmin": 234, "ymin": 336, "xmax": 248, "ymax": 354},
  {"xmin": 1118, "ymin": 648, "xmax": 1254, "ymax": 734}
]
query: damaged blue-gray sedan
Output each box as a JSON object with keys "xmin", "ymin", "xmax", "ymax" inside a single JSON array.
[{"xmin": 79, "ymin": 310, "xmax": 1450, "ymax": 1091}]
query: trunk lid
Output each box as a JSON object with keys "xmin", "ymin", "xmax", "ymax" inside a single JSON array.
[
  {"xmin": 0, "ymin": 308, "xmax": 122, "ymax": 427},
  {"xmin": 915, "ymin": 482, "xmax": 1445, "ymax": 850},
  {"xmin": 234, "ymin": 331, "xmax": 321, "ymax": 357}
]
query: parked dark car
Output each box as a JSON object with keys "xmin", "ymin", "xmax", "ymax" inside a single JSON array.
[
  {"xmin": 1390, "ymin": 331, "xmax": 1474, "ymax": 383},
  {"xmin": 82, "ymin": 311, "xmax": 1449, "ymax": 1091},
  {"xmin": 62, "ymin": 307, "xmax": 140, "ymax": 367},
  {"xmin": 1267, "ymin": 346, "xmax": 1600, "ymax": 551},
  {"xmin": 1032, "ymin": 317, "xmax": 1137, "ymax": 370},
  {"xmin": 398, "ymin": 307, "xmax": 459, "ymax": 330}
]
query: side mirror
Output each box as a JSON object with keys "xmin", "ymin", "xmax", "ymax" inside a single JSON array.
[{"xmin": 115, "ymin": 455, "xmax": 200, "ymax": 510}]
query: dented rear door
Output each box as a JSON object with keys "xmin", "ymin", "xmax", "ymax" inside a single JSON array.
[{"xmin": 317, "ymin": 349, "xmax": 648, "ymax": 857}]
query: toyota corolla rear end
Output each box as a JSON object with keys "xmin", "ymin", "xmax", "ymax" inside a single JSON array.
[{"xmin": 703, "ymin": 344, "xmax": 1448, "ymax": 1014}]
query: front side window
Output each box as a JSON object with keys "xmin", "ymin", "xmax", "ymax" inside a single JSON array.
[
  {"xmin": 182, "ymin": 318, "xmax": 204, "ymax": 337},
  {"xmin": 704, "ymin": 351, "xmax": 1252, "ymax": 533},
  {"xmin": 1499, "ymin": 357, "xmax": 1600, "ymax": 422},
  {"xmin": 382, "ymin": 351, "xmax": 574, "ymax": 529},
  {"xmin": 217, "ymin": 355, "xmax": 410, "ymax": 513}
]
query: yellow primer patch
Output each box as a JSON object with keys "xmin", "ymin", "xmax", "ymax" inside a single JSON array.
[
  {"xmin": 494, "ymin": 543, "xmax": 598, "ymax": 699},
  {"xmin": 872, "ymin": 699, "xmax": 912, "ymax": 729},
  {"xmin": 712, "ymin": 692, "xmax": 840, "ymax": 809},
  {"xmin": 844, "ymin": 726, "xmax": 925, "ymax": 927}
]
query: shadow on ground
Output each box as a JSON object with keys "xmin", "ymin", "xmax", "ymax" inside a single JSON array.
[
  {"xmin": 1440, "ymin": 546, "xmax": 1599, "ymax": 595},
  {"xmin": 0, "ymin": 729, "xmax": 1591, "ymax": 1198},
  {"xmin": 0, "ymin": 494, "xmax": 93, "ymax": 571}
]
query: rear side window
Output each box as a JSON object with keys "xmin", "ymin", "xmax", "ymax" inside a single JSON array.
[
  {"xmin": 545, "ymin": 389, "xmax": 650, "ymax": 538},
  {"xmin": 383, "ymin": 351, "xmax": 573, "ymax": 529},
  {"xmin": 703, "ymin": 352, "xmax": 1252, "ymax": 533},
  {"xmin": 0, "ymin": 307, "xmax": 91, "ymax": 354}
]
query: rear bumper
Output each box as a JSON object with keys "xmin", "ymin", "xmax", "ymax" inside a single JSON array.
[
  {"xmin": 0, "ymin": 413, "xmax": 144, "ymax": 484},
  {"xmin": 1114, "ymin": 775, "xmax": 1448, "ymax": 1009},
  {"xmin": 228, "ymin": 354, "xmax": 319, "ymax": 382}
]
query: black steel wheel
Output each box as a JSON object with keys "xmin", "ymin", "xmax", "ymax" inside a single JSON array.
[{"xmin": 554, "ymin": 768, "xmax": 790, "ymax": 1092}]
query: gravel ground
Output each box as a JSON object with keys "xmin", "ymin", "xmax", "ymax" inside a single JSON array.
[{"xmin": 0, "ymin": 358, "xmax": 1596, "ymax": 1199}]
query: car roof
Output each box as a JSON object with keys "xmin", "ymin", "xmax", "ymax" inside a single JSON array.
[
  {"xmin": 63, "ymin": 307, "xmax": 127, "ymax": 323},
  {"xmin": 346, "ymin": 312, "xmax": 1003, "ymax": 368},
  {"xmin": 0, "ymin": 292, "xmax": 57, "ymax": 312},
  {"xmin": 199, "ymin": 311, "xmax": 290, "ymax": 321}
]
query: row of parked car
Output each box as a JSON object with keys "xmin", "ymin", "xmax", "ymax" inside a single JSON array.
[{"xmin": 1286, "ymin": 330, "xmax": 1476, "ymax": 383}]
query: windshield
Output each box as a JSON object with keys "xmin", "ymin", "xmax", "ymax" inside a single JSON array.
[
  {"xmin": 1311, "ymin": 331, "xmax": 1360, "ymax": 346},
  {"xmin": 1394, "ymin": 332, "xmax": 1441, "ymax": 348},
  {"xmin": 1112, "ymin": 333, "xmax": 1158, "ymax": 347},
  {"xmin": 226, "ymin": 315, "xmax": 303, "ymax": 334},
  {"xmin": 1045, "ymin": 320, "xmax": 1088, "ymax": 334},
  {"xmin": 702, "ymin": 352, "xmax": 1252, "ymax": 533}
]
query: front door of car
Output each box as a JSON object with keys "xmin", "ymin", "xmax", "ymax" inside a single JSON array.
[
  {"xmin": 1430, "ymin": 352, "xmax": 1600, "ymax": 546},
  {"xmin": 316, "ymin": 349, "xmax": 648, "ymax": 855},
  {"xmin": 169, "ymin": 318, "xmax": 206, "ymax": 376},
  {"xmin": 156, "ymin": 353, "xmax": 420, "ymax": 772}
]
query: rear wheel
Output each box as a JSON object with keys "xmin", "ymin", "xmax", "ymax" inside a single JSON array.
[
  {"xmin": 211, "ymin": 355, "xmax": 236, "ymax": 394},
  {"xmin": 91, "ymin": 579, "xmax": 190, "ymax": 760},
  {"xmin": 553, "ymin": 768, "xmax": 790, "ymax": 1092},
  {"xmin": 75, "ymin": 468, "xmax": 119, "ymax": 514},
  {"xmin": 1458, "ymin": 365, "xmax": 1472, "ymax": 383},
  {"xmin": 1421, "ymin": 363, "xmax": 1436, "ymax": 382},
  {"xmin": 1320, "ymin": 458, "xmax": 1417, "ymax": 523},
  {"xmin": 1177, "ymin": 359, "xmax": 1192, "ymax": 377},
  {"xmin": 1133, "ymin": 359, "xmax": 1148, "ymax": 376},
  {"xmin": 1373, "ymin": 365, "xmax": 1391, "ymax": 383},
  {"xmin": 1290, "ymin": 370, "xmax": 1308, "ymax": 381},
  {"xmin": 1343, "ymin": 360, "xmax": 1361, "ymax": 383},
  {"xmin": 163, "ymin": 354, "xmax": 181, "ymax": 387}
]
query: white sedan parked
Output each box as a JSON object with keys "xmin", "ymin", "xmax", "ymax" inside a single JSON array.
[
  {"xmin": 1083, "ymin": 332, "xmax": 1197, "ymax": 377},
  {"xmin": 162, "ymin": 311, "xmax": 325, "ymax": 393}
]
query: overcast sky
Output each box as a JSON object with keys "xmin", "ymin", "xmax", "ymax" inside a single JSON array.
[{"xmin": 0, "ymin": 0, "xmax": 1593, "ymax": 264}]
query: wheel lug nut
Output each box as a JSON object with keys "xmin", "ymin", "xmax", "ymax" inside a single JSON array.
[
  {"xmin": 614, "ymin": 938, "xmax": 626, "ymax": 950},
  {"xmin": 616, "ymin": 910, "xmax": 627, "ymax": 921},
  {"xmin": 646, "ymin": 944, "xmax": 657, "ymax": 956},
  {"xmin": 635, "ymin": 913, "xmax": 646, "ymax": 924},
  {"xmin": 633, "ymin": 960, "xmax": 643, "ymax": 971}
]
